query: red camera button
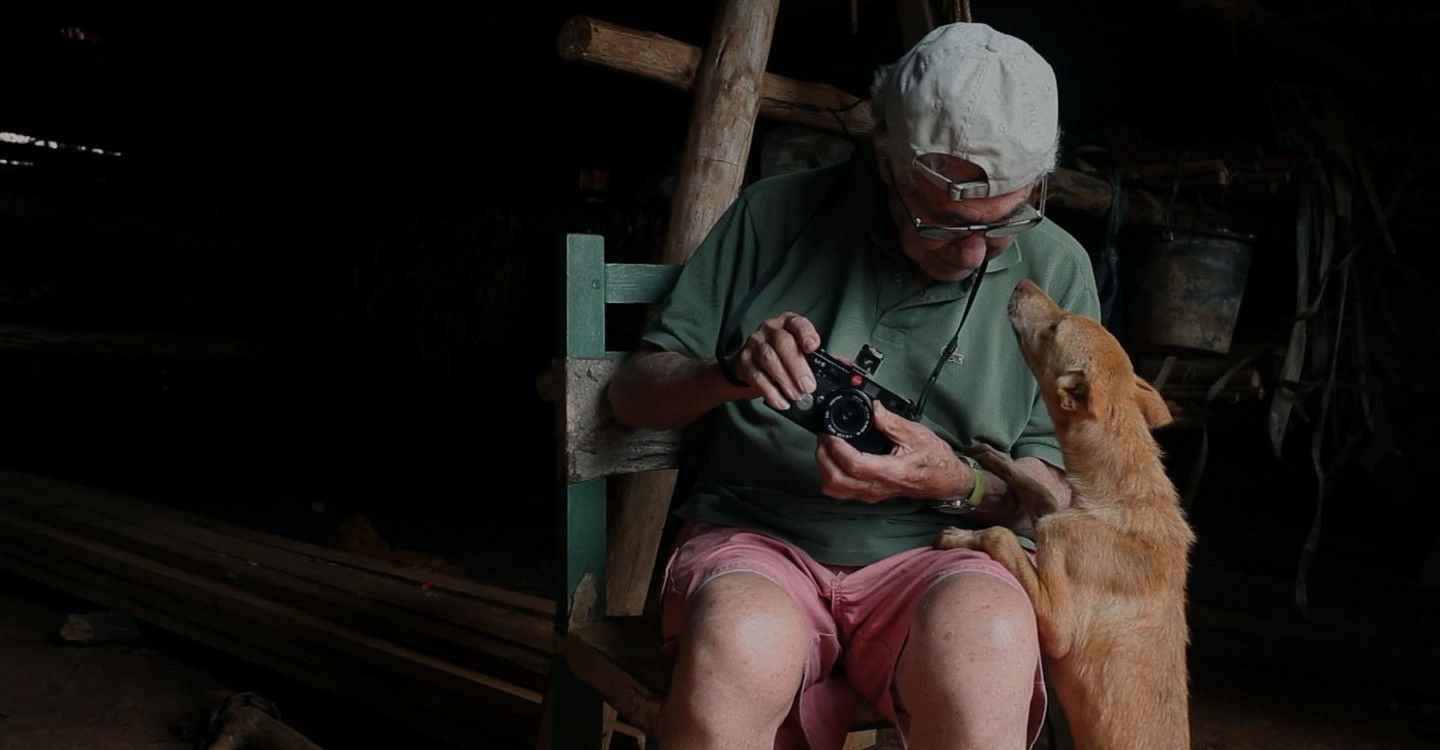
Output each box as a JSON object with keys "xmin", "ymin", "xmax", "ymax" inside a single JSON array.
[{"xmin": 850, "ymin": 374, "xmax": 864, "ymax": 387}]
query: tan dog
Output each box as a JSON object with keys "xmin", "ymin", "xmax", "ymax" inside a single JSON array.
[{"xmin": 935, "ymin": 278, "xmax": 1195, "ymax": 749}]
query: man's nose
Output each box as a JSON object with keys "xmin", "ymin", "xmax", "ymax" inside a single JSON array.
[{"xmin": 948, "ymin": 232, "xmax": 986, "ymax": 253}]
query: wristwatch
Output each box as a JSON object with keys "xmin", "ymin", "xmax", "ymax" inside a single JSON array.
[{"xmin": 934, "ymin": 452, "xmax": 986, "ymax": 514}]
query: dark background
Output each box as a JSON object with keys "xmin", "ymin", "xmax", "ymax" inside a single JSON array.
[{"xmin": 1, "ymin": 0, "xmax": 1438, "ymax": 716}]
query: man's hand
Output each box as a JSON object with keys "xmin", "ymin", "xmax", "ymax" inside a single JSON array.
[
  {"xmin": 815, "ymin": 401, "xmax": 1005, "ymax": 503},
  {"xmin": 609, "ymin": 311, "xmax": 821, "ymax": 431},
  {"xmin": 726, "ymin": 312, "xmax": 823, "ymax": 412}
]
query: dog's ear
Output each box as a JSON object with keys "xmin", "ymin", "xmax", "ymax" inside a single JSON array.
[
  {"xmin": 1133, "ymin": 375, "xmax": 1173, "ymax": 429},
  {"xmin": 1056, "ymin": 370, "xmax": 1097, "ymax": 415}
]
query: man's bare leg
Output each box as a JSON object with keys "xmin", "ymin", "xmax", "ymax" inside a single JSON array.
[
  {"xmin": 895, "ymin": 570, "xmax": 1040, "ymax": 750},
  {"xmin": 661, "ymin": 572, "xmax": 811, "ymax": 750}
]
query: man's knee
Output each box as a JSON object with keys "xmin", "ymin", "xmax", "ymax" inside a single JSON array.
[
  {"xmin": 909, "ymin": 570, "xmax": 1038, "ymax": 658},
  {"xmin": 669, "ymin": 571, "xmax": 812, "ymax": 732},
  {"xmin": 683, "ymin": 572, "xmax": 812, "ymax": 679}
]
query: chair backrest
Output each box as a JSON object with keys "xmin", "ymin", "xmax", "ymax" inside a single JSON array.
[
  {"xmin": 553, "ymin": 232, "xmax": 699, "ymax": 632},
  {"xmin": 555, "ymin": 233, "xmax": 693, "ymax": 485}
]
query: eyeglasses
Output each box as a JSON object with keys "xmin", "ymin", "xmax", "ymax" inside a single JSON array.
[{"xmin": 891, "ymin": 175, "xmax": 1048, "ymax": 241}]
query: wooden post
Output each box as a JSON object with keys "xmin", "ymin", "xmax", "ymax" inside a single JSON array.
[
  {"xmin": 593, "ymin": 1, "xmax": 779, "ymax": 746},
  {"xmin": 605, "ymin": 0, "xmax": 779, "ymax": 619},
  {"xmin": 661, "ymin": 0, "xmax": 781, "ymax": 264}
]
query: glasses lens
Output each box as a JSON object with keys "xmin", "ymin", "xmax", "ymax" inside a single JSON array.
[
  {"xmin": 918, "ymin": 227, "xmax": 975, "ymax": 241},
  {"xmin": 983, "ymin": 218, "xmax": 1041, "ymax": 238}
]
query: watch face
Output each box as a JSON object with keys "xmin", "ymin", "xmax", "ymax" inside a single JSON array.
[{"xmin": 934, "ymin": 499, "xmax": 974, "ymax": 514}]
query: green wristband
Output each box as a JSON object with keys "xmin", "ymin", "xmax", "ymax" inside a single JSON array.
[
  {"xmin": 936, "ymin": 452, "xmax": 986, "ymax": 514},
  {"xmin": 958, "ymin": 452, "xmax": 986, "ymax": 509}
]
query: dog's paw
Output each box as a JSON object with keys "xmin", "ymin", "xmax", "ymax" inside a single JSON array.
[{"xmin": 934, "ymin": 526, "xmax": 981, "ymax": 550}]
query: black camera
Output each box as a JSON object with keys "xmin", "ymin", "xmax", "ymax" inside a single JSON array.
[{"xmin": 773, "ymin": 344, "xmax": 922, "ymax": 454}]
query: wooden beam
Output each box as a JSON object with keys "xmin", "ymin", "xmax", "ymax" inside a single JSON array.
[
  {"xmin": 558, "ymin": 15, "xmax": 872, "ymax": 140},
  {"xmin": 0, "ymin": 510, "xmax": 544, "ymax": 747},
  {"xmin": 0, "ymin": 468, "xmax": 552, "ymax": 615},
  {"xmin": 0, "ymin": 324, "xmax": 282, "ymax": 361},
  {"xmin": 0, "ymin": 491, "xmax": 553, "ymax": 690},
  {"xmin": 557, "ymin": 15, "xmax": 1185, "ymax": 224}
]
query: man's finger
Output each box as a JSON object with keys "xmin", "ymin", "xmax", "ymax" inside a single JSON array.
[
  {"xmin": 782, "ymin": 315, "xmax": 821, "ymax": 353},
  {"xmin": 870, "ymin": 401, "xmax": 918, "ymax": 440}
]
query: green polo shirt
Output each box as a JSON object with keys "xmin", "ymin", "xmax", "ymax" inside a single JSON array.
[{"xmin": 643, "ymin": 153, "xmax": 1101, "ymax": 566}]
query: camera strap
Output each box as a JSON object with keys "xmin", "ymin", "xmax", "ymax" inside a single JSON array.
[{"xmin": 913, "ymin": 257, "xmax": 990, "ymax": 418}]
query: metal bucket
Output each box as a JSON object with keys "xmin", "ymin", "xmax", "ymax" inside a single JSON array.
[{"xmin": 1122, "ymin": 227, "xmax": 1254, "ymax": 356}]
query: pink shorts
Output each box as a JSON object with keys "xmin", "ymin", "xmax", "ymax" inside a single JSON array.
[{"xmin": 660, "ymin": 520, "xmax": 1046, "ymax": 750}]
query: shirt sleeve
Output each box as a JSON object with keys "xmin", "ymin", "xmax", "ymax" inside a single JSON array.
[{"xmin": 642, "ymin": 192, "xmax": 765, "ymax": 359}]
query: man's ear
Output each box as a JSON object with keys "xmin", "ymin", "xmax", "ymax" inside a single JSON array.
[
  {"xmin": 1133, "ymin": 375, "xmax": 1174, "ymax": 429},
  {"xmin": 1056, "ymin": 370, "xmax": 1093, "ymax": 414}
]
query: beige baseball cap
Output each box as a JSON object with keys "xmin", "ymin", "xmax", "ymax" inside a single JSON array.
[{"xmin": 877, "ymin": 22, "xmax": 1059, "ymax": 199}]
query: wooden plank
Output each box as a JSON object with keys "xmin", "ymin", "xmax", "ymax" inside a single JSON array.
[
  {"xmin": 0, "ymin": 541, "xmax": 539, "ymax": 748},
  {"xmin": 0, "ymin": 507, "xmax": 544, "ymax": 717},
  {"xmin": 0, "ymin": 491, "xmax": 554, "ymax": 690},
  {"xmin": 560, "ymin": 357, "xmax": 692, "ymax": 484},
  {"xmin": 562, "ymin": 233, "xmax": 609, "ymax": 359},
  {"xmin": 0, "ymin": 324, "xmax": 282, "ymax": 360},
  {"xmin": 0, "ymin": 487, "xmax": 554, "ymax": 650},
  {"xmin": 603, "ymin": 262, "xmax": 681, "ymax": 305},
  {"xmin": 557, "ymin": 15, "xmax": 872, "ymax": 139},
  {"xmin": 0, "ymin": 467, "xmax": 552, "ymax": 617},
  {"xmin": 558, "ymin": 618, "xmax": 671, "ymax": 737}
]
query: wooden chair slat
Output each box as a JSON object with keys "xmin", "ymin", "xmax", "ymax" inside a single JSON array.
[
  {"xmin": 560, "ymin": 357, "xmax": 691, "ymax": 484},
  {"xmin": 603, "ymin": 263, "xmax": 682, "ymax": 305}
]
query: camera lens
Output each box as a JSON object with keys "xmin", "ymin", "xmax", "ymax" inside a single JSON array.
[{"xmin": 823, "ymin": 390, "xmax": 873, "ymax": 439}]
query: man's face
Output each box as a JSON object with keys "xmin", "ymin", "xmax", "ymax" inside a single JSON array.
[{"xmin": 880, "ymin": 154, "xmax": 1035, "ymax": 284}]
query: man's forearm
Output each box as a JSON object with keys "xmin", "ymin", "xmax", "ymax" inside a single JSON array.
[{"xmin": 608, "ymin": 349, "xmax": 749, "ymax": 429}]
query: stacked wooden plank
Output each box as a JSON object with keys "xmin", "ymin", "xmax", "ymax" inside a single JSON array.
[{"xmin": 0, "ymin": 468, "xmax": 553, "ymax": 749}]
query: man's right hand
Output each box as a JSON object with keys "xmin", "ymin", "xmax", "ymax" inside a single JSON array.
[
  {"xmin": 608, "ymin": 312, "xmax": 822, "ymax": 431},
  {"xmin": 726, "ymin": 312, "xmax": 823, "ymax": 412}
]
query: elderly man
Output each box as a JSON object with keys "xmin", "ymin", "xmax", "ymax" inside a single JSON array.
[{"xmin": 609, "ymin": 22, "xmax": 1099, "ymax": 750}]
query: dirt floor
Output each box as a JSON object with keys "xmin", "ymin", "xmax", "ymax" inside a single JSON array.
[
  {"xmin": 0, "ymin": 571, "xmax": 426, "ymax": 750},
  {"xmin": 2, "ymin": 570, "xmax": 1437, "ymax": 750}
]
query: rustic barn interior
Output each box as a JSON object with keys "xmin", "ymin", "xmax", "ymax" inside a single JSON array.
[{"xmin": 1, "ymin": 1, "xmax": 1438, "ymax": 748}]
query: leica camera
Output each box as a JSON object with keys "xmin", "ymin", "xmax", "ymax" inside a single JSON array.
[{"xmin": 773, "ymin": 344, "xmax": 921, "ymax": 454}]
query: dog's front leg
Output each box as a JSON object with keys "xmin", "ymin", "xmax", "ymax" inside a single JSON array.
[
  {"xmin": 964, "ymin": 444, "xmax": 1060, "ymax": 519},
  {"xmin": 934, "ymin": 526, "xmax": 1075, "ymax": 660}
]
